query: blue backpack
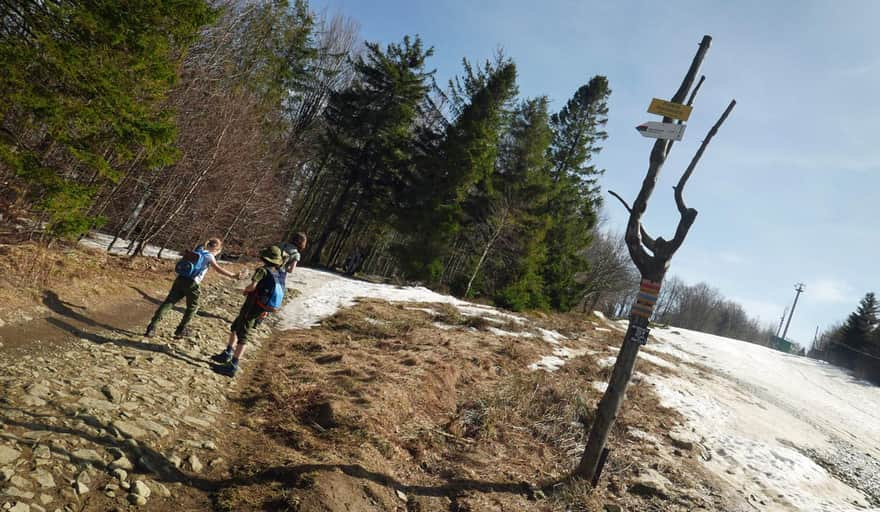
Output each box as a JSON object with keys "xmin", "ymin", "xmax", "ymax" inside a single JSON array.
[
  {"xmin": 175, "ymin": 247, "xmax": 210, "ymax": 280},
  {"xmin": 255, "ymin": 268, "xmax": 286, "ymax": 312}
]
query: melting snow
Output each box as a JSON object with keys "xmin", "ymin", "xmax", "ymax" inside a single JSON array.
[
  {"xmin": 645, "ymin": 326, "xmax": 880, "ymax": 511},
  {"xmin": 79, "ymin": 232, "xmax": 181, "ymax": 260}
]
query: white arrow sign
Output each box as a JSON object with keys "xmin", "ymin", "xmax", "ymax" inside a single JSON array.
[{"xmin": 635, "ymin": 122, "xmax": 686, "ymax": 141}]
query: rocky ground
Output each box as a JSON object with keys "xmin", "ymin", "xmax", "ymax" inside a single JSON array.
[
  {"xmin": 0, "ymin": 244, "xmax": 743, "ymax": 511},
  {"xmin": 0, "ymin": 247, "xmax": 270, "ymax": 512}
]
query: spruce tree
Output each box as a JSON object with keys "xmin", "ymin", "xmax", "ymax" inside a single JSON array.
[
  {"xmin": 0, "ymin": 0, "xmax": 214, "ymax": 237},
  {"xmin": 394, "ymin": 61, "xmax": 518, "ymax": 280},
  {"xmin": 312, "ymin": 35, "xmax": 434, "ymax": 264},
  {"xmin": 542, "ymin": 76, "xmax": 611, "ymax": 309},
  {"xmin": 840, "ymin": 292, "xmax": 878, "ymax": 351},
  {"xmin": 486, "ymin": 97, "xmax": 555, "ymax": 310}
]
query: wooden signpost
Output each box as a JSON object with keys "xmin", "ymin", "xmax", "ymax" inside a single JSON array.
[{"xmin": 574, "ymin": 35, "xmax": 737, "ymax": 485}]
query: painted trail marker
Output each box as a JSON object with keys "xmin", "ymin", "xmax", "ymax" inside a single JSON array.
[
  {"xmin": 636, "ymin": 122, "xmax": 686, "ymax": 141},
  {"xmin": 648, "ymin": 98, "xmax": 693, "ymax": 121}
]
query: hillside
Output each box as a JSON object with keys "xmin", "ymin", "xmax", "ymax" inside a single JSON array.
[{"xmin": 0, "ymin": 242, "xmax": 749, "ymax": 512}]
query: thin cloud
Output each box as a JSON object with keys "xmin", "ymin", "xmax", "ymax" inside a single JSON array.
[{"xmin": 808, "ymin": 278, "xmax": 856, "ymax": 304}]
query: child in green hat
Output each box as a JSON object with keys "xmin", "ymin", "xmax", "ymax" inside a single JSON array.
[{"xmin": 212, "ymin": 245, "xmax": 286, "ymax": 376}]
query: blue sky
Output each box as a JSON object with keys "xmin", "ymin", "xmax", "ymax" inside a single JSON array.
[{"xmin": 311, "ymin": 0, "xmax": 880, "ymax": 346}]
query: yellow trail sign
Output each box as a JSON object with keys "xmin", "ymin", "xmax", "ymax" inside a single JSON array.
[{"xmin": 647, "ymin": 98, "xmax": 693, "ymax": 121}]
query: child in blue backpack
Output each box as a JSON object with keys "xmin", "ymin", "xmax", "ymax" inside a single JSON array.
[
  {"xmin": 212, "ymin": 245, "xmax": 286, "ymax": 376},
  {"xmin": 146, "ymin": 238, "xmax": 240, "ymax": 338}
]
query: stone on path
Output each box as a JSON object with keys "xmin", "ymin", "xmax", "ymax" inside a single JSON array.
[
  {"xmin": 32, "ymin": 469, "xmax": 55, "ymax": 488},
  {"xmin": 32, "ymin": 446, "xmax": 50, "ymax": 460},
  {"xmin": 4, "ymin": 487, "xmax": 35, "ymax": 500},
  {"xmin": 26, "ymin": 383, "xmax": 51, "ymax": 399},
  {"xmin": 101, "ymin": 384, "xmax": 123, "ymax": 403},
  {"xmin": 76, "ymin": 397, "xmax": 116, "ymax": 411},
  {"xmin": 129, "ymin": 494, "xmax": 148, "ymax": 506},
  {"xmin": 109, "ymin": 457, "xmax": 134, "ymax": 471},
  {"xmin": 0, "ymin": 446, "xmax": 21, "ymax": 465},
  {"xmin": 9, "ymin": 476, "xmax": 30, "ymax": 490},
  {"xmin": 75, "ymin": 481, "xmax": 90, "ymax": 495},
  {"xmin": 8, "ymin": 502, "xmax": 30, "ymax": 512},
  {"xmin": 132, "ymin": 480, "xmax": 151, "ymax": 499},
  {"xmin": 629, "ymin": 469, "xmax": 672, "ymax": 499},
  {"xmin": 71, "ymin": 449, "xmax": 103, "ymax": 465},
  {"xmin": 135, "ymin": 419, "xmax": 169, "ymax": 437},
  {"xmin": 187, "ymin": 455, "xmax": 203, "ymax": 473},
  {"xmin": 668, "ymin": 427, "xmax": 700, "ymax": 451},
  {"xmin": 112, "ymin": 421, "xmax": 147, "ymax": 440}
]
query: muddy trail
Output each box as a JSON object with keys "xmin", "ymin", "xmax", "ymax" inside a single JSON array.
[{"xmin": 0, "ymin": 244, "xmax": 741, "ymax": 512}]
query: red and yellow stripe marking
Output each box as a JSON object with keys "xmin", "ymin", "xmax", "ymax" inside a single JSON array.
[{"xmin": 631, "ymin": 279, "xmax": 662, "ymax": 319}]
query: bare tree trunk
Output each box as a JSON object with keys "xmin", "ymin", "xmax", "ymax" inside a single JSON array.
[
  {"xmin": 465, "ymin": 209, "xmax": 508, "ymax": 297},
  {"xmin": 309, "ymin": 174, "xmax": 355, "ymax": 265}
]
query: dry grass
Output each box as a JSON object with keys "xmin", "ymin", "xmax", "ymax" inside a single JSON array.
[
  {"xmin": 321, "ymin": 299, "xmax": 430, "ymax": 340},
  {"xmin": 219, "ymin": 299, "xmax": 725, "ymax": 512}
]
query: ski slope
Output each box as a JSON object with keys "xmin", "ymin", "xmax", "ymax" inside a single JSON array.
[{"xmin": 645, "ymin": 326, "xmax": 880, "ymax": 511}]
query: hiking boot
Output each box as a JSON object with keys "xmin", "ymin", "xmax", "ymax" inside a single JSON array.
[
  {"xmin": 144, "ymin": 324, "xmax": 156, "ymax": 338},
  {"xmin": 174, "ymin": 327, "xmax": 191, "ymax": 338},
  {"xmin": 214, "ymin": 362, "xmax": 239, "ymax": 377},
  {"xmin": 211, "ymin": 351, "xmax": 232, "ymax": 364}
]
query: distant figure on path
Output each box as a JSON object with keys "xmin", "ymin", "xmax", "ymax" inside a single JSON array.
[
  {"xmin": 212, "ymin": 245, "xmax": 289, "ymax": 377},
  {"xmin": 145, "ymin": 238, "xmax": 240, "ymax": 338},
  {"xmin": 280, "ymin": 232, "xmax": 308, "ymax": 273}
]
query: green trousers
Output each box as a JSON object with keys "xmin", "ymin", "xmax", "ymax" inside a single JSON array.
[{"xmin": 150, "ymin": 276, "xmax": 200, "ymax": 331}]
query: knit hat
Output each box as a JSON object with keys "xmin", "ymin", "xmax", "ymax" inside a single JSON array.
[{"xmin": 260, "ymin": 245, "xmax": 284, "ymax": 266}]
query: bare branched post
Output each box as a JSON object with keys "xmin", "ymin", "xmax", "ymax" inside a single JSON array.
[{"xmin": 574, "ymin": 35, "xmax": 736, "ymax": 482}]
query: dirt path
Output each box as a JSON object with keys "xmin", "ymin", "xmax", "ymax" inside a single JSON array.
[{"xmin": 0, "ymin": 275, "xmax": 271, "ymax": 511}]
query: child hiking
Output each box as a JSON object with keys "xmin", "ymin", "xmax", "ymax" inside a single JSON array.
[
  {"xmin": 212, "ymin": 245, "xmax": 288, "ymax": 377},
  {"xmin": 280, "ymin": 232, "xmax": 308, "ymax": 273},
  {"xmin": 145, "ymin": 238, "xmax": 239, "ymax": 338}
]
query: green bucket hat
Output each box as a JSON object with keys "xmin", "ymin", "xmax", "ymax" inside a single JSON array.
[{"xmin": 260, "ymin": 245, "xmax": 284, "ymax": 266}]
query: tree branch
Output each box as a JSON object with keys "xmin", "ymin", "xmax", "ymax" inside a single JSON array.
[
  {"xmin": 686, "ymin": 75, "xmax": 706, "ymax": 108},
  {"xmin": 608, "ymin": 190, "xmax": 657, "ymax": 253},
  {"xmin": 667, "ymin": 99, "xmax": 736, "ymax": 254},
  {"xmin": 674, "ymin": 99, "xmax": 736, "ymax": 214}
]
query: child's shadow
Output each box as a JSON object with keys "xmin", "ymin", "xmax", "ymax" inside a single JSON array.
[
  {"xmin": 46, "ymin": 317, "xmax": 207, "ymax": 369},
  {"xmin": 42, "ymin": 291, "xmax": 138, "ymax": 336}
]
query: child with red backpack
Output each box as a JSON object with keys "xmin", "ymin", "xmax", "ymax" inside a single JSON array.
[
  {"xmin": 212, "ymin": 245, "xmax": 287, "ymax": 377},
  {"xmin": 145, "ymin": 238, "xmax": 240, "ymax": 338}
]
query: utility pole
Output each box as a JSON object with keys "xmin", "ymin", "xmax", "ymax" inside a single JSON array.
[
  {"xmin": 781, "ymin": 283, "xmax": 805, "ymax": 340},
  {"xmin": 775, "ymin": 306, "xmax": 788, "ymax": 337}
]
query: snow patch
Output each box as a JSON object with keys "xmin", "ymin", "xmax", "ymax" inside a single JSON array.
[
  {"xmin": 537, "ymin": 327, "xmax": 567, "ymax": 345},
  {"xmin": 648, "ymin": 328, "xmax": 879, "ymax": 511},
  {"xmin": 487, "ymin": 327, "xmax": 534, "ymax": 338},
  {"xmin": 79, "ymin": 232, "xmax": 181, "ymax": 260}
]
